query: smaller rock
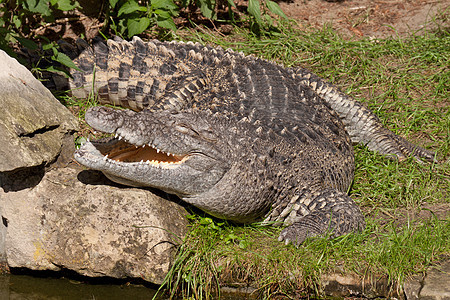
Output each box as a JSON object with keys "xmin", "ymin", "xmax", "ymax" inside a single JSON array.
[
  {"xmin": 0, "ymin": 50, "xmax": 78, "ymax": 173},
  {"xmin": 321, "ymin": 272, "xmax": 399, "ymax": 298},
  {"xmin": 419, "ymin": 260, "xmax": 450, "ymax": 300},
  {"xmin": 403, "ymin": 273, "xmax": 423, "ymax": 300}
]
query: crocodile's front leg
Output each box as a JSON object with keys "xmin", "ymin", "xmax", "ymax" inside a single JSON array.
[{"xmin": 274, "ymin": 189, "xmax": 365, "ymax": 246}]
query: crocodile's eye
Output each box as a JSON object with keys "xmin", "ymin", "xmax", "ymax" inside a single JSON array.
[
  {"xmin": 175, "ymin": 124, "xmax": 195, "ymax": 135},
  {"xmin": 175, "ymin": 124, "xmax": 217, "ymax": 142}
]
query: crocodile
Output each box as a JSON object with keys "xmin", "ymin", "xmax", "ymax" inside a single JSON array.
[{"xmin": 72, "ymin": 36, "xmax": 435, "ymax": 246}]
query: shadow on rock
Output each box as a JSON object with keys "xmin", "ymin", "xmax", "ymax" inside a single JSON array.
[{"xmin": 0, "ymin": 165, "xmax": 45, "ymax": 192}]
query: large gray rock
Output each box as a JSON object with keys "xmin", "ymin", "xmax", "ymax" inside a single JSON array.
[
  {"xmin": 0, "ymin": 166, "xmax": 189, "ymax": 284},
  {"xmin": 0, "ymin": 49, "xmax": 189, "ymax": 285},
  {"xmin": 0, "ymin": 49, "xmax": 78, "ymax": 172}
]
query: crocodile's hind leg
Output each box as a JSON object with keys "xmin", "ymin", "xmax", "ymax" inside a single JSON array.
[
  {"xmin": 295, "ymin": 69, "xmax": 437, "ymax": 163},
  {"xmin": 276, "ymin": 189, "xmax": 365, "ymax": 247}
]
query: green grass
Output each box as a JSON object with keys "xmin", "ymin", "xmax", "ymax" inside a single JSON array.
[
  {"xmin": 154, "ymin": 22, "xmax": 450, "ymax": 299},
  {"xmin": 161, "ymin": 215, "xmax": 449, "ymax": 299}
]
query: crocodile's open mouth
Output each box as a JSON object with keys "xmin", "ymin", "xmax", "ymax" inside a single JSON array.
[{"xmin": 96, "ymin": 139, "xmax": 186, "ymax": 166}]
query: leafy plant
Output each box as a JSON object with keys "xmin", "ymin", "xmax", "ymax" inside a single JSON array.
[
  {"xmin": 108, "ymin": 0, "xmax": 179, "ymax": 37},
  {"xmin": 0, "ymin": 0, "xmax": 80, "ymax": 74},
  {"xmin": 247, "ymin": 0, "xmax": 287, "ymax": 33},
  {"xmin": 107, "ymin": 0, "xmax": 287, "ymax": 37}
]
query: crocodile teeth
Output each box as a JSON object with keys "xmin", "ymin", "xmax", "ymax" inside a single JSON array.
[{"xmin": 156, "ymin": 149, "xmax": 160, "ymax": 153}]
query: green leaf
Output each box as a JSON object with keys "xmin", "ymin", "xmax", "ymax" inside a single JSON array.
[
  {"xmin": 226, "ymin": 0, "xmax": 236, "ymax": 8},
  {"xmin": 264, "ymin": 13, "xmax": 273, "ymax": 26},
  {"xmin": 239, "ymin": 240, "xmax": 248, "ymax": 249},
  {"xmin": 200, "ymin": 0, "xmax": 215, "ymax": 19},
  {"xmin": 227, "ymin": 233, "xmax": 238, "ymax": 240},
  {"xmin": 54, "ymin": 51, "xmax": 80, "ymax": 70},
  {"xmin": 248, "ymin": 0, "xmax": 262, "ymax": 25},
  {"xmin": 199, "ymin": 217, "xmax": 213, "ymax": 225},
  {"xmin": 53, "ymin": 0, "xmax": 79, "ymax": 11},
  {"xmin": 127, "ymin": 17, "xmax": 151, "ymax": 37},
  {"xmin": 42, "ymin": 42, "xmax": 55, "ymax": 50},
  {"xmin": 156, "ymin": 16, "xmax": 176, "ymax": 31},
  {"xmin": 154, "ymin": 9, "xmax": 171, "ymax": 19},
  {"xmin": 109, "ymin": 0, "xmax": 119, "ymax": 8},
  {"xmin": 151, "ymin": 0, "xmax": 178, "ymax": 10},
  {"xmin": 265, "ymin": 0, "xmax": 287, "ymax": 19},
  {"xmin": 25, "ymin": 0, "xmax": 51, "ymax": 16},
  {"xmin": 118, "ymin": 0, "xmax": 145, "ymax": 16},
  {"xmin": 16, "ymin": 37, "xmax": 39, "ymax": 50},
  {"xmin": 12, "ymin": 15, "xmax": 22, "ymax": 28},
  {"xmin": 52, "ymin": 46, "xmax": 58, "ymax": 56},
  {"xmin": 44, "ymin": 65, "xmax": 71, "ymax": 78}
]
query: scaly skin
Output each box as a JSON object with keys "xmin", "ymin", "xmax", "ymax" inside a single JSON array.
[{"xmin": 73, "ymin": 37, "xmax": 434, "ymax": 246}]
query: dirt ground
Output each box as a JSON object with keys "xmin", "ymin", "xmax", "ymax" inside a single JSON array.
[{"xmin": 278, "ymin": 0, "xmax": 449, "ymax": 38}]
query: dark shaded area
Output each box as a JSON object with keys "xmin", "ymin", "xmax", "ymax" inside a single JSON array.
[
  {"xmin": 17, "ymin": 125, "xmax": 60, "ymax": 138},
  {"xmin": 76, "ymin": 169, "xmax": 189, "ymax": 208},
  {"xmin": 4, "ymin": 267, "xmax": 164, "ymax": 300},
  {"xmin": 0, "ymin": 165, "xmax": 45, "ymax": 192}
]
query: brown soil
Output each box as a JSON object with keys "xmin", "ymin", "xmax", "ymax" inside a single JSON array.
[
  {"xmin": 279, "ymin": 0, "xmax": 449, "ymax": 38},
  {"xmin": 366, "ymin": 203, "xmax": 450, "ymax": 228}
]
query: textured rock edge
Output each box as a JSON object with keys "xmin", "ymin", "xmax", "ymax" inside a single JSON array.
[{"xmin": 218, "ymin": 259, "xmax": 450, "ymax": 299}]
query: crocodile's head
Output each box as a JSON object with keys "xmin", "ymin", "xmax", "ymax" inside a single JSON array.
[{"xmin": 75, "ymin": 106, "xmax": 234, "ymax": 196}]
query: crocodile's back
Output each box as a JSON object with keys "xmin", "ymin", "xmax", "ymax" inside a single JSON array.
[{"xmin": 72, "ymin": 38, "xmax": 349, "ymax": 139}]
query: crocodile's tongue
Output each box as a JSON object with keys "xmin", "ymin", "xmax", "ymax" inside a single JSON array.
[{"xmin": 97, "ymin": 140, "xmax": 184, "ymax": 164}]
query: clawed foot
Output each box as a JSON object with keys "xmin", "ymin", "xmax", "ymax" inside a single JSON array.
[
  {"xmin": 278, "ymin": 223, "xmax": 321, "ymax": 247},
  {"xmin": 277, "ymin": 199, "xmax": 366, "ymax": 247},
  {"xmin": 278, "ymin": 215, "xmax": 328, "ymax": 247}
]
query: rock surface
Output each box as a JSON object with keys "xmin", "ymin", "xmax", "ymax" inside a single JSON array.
[
  {"xmin": 404, "ymin": 259, "xmax": 450, "ymax": 300},
  {"xmin": 220, "ymin": 260, "xmax": 450, "ymax": 299},
  {"xmin": 0, "ymin": 49, "xmax": 78, "ymax": 172},
  {"xmin": 321, "ymin": 272, "xmax": 398, "ymax": 298},
  {"xmin": 0, "ymin": 166, "xmax": 189, "ymax": 284}
]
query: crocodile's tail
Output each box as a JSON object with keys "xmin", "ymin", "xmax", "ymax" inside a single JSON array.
[{"xmin": 296, "ymin": 69, "xmax": 437, "ymax": 163}]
